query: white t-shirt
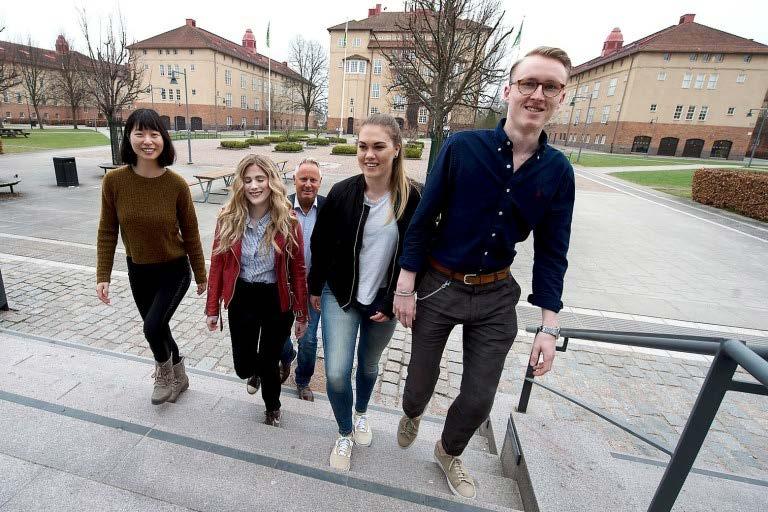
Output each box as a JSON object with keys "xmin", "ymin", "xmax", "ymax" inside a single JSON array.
[{"xmin": 356, "ymin": 192, "xmax": 398, "ymax": 305}]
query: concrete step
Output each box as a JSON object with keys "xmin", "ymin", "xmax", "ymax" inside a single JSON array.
[{"xmin": 0, "ymin": 330, "xmax": 524, "ymax": 511}]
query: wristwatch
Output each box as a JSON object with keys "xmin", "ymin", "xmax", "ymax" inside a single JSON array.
[{"xmin": 536, "ymin": 325, "xmax": 560, "ymax": 339}]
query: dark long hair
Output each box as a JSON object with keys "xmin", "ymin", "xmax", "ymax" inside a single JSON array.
[{"xmin": 120, "ymin": 109, "xmax": 176, "ymax": 167}]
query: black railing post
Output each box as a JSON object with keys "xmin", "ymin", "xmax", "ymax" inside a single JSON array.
[
  {"xmin": 517, "ymin": 364, "xmax": 535, "ymax": 413},
  {"xmin": 0, "ymin": 267, "xmax": 8, "ymax": 311},
  {"xmin": 647, "ymin": 341, "xmax": 739, "ymax": 512}
]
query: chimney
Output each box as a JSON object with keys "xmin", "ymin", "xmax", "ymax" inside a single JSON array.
[
  {"xmin": 601, "ymin": 27, "xmax": 623, "ymax": 57},
  {"xmin": 55, "ymin": 34, "xmax": 70, "ymax": 54},
  {"xmin": 679, "ymin": 13, "xmax": 695, "ymax": 24},
  {"xmin": 242, "ymin": 28, "xmax": 257, "ymax": 54},
  {"xmin": 185, "ymin": 18, "xmax": 196, "ymax": 27},
  {"xmin": 368, "ymin": 3, "xmax": 382, "ymax": 16}
]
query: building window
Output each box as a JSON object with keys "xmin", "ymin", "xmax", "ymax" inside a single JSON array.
[
  {"xmin": 694, "ymin": 74, "xmax": 705, "ymax": 89},
  {"xmin": 241, "ymin": 95, "xmax": 247, "ymax": 109},
  {"xmin": 19, "ymin": 112, "xmax": 24, "ymax": 118},
  {"xmin": 736, "ymin": 73, "xmax": 747, "ymax": 84},
  {"xmin": 744, "ymin": 54, "xmax": 752, "ymax": 62},
  {"xmin": 241, "ymin": 75, "xmax": 246, "ymax": 89},
  {"xmin": 682, "ymin": 73, "xmax": 692, "ymax": 88},
  {"xmin": 142, "ymin": 49, "xmax": 147, "ymax": 55},
  {"xmin": 159, "ymin": 65, "xmax": 165, "ymax": 76},
  {"xmin": 255, "ymin": 117, "xmax": 260, "ymax": 126},
  {"xmin": 650, "ymin": 104, "xmax": 657, "ymax": 112},
  {"xmin": 158, "ymin": 50, "xmax": 162, "ymax": 55},
  {"xmin": 702, "ymin": 53, "xmax": 711, "ymax": 62},
  {"xmin": 371, "ymin": 83, "xmax": 380, "ymax": 99},
  {"xmin": 252, "ymin": 78, "xmax": 257, "ymax": 90},
  {"xmin": 190, "ymin": 64, "xmax": 195, "ymax": 71},
  {"xmin": 241, "ymin": 117, "xmax": 247, "ymax": 127},
  {"xmin": 224, "ymin": 70, "xmax": 232, "ymax": 86},
  {"xmin": 225, "ymin": 93, "xmax": 232, "ymax": 107},
  {"xmin": 160, "ymin": 88, "xmax": 166, "ymax": 100},
  {"xmin": 586, "ymin": 107, "xmax": 595, "ymax": 124},
  {"xmin": 353, "ymin": 37, "xmax": 361, "ymax": 47},
  {"xmin": 418, "ymin": 107, "xmax": 428, "ymax": 124},
  {"xmin": 176, "ymin": 89, "xmax": 181, "ymax": 100},
  {"xmin": 169, "ymin": 89, "xmax": 174, "ymax": 101},
  {"xmin": 191, "ymin": 89, "xmax": 196, "ymax": 96},
  {"xmin": 190, "ymin": 49, "xmax": 194, "ymax": 55},
  {"xmin": 698, "ymin": 106, "xmax": 708, "ymax": 121},
  {"xmin": 173, "ymin": 49, "xmax": 178, "ymax": 55},
  {"xmin": 607, "ymin": 78, "xmax": 617, "ymax": 96},
  {"xmin": 689, "ymin": 53, "xmax": 697, "ymax": 61},
  {"xmin": 707, "ymin": 74, "xmax": 718, "ymax": 89},
  {"xmin": 370, "ymin": 106, "xmax": 379, "ymax": 115},
  {"xmin": 337, "ymin": 36, "xmax": 346, "ymax": 47},
  {"xmin": 657, "ymin": 71, "xmax": 667, "ymax": 81},
  {"xmin": 663, "ymin": 53, "xmax": 671, "ymax": 61},
  {"xmin": 573, "ymin": 109, "xmax": 581, "ymax": 125},
  {"xmin": 165, "ymin": 49, "xmax": 170, "ymax": 55},
  {"xmin": 591, "ymin": 82, "xmax": 600, "ymax": 99},
  {"xmin": 144, "ymin": 64, "xmax": 149, "ymax": 70},
  {"xmin": 601, "ymin": 106, "xmax": 610, "ymax": 124},
  {"xmin": 254, "ymin": 98, "xmax": 259, "ymax": 110},
  {"xmin": 685, "ymin": 106, "xmax": 696, "ymax": 120},
  {"xmin": 673, "ymin": 105, "xmax": 683, "ymax": 120},
  {"xmin": 344, "ymin": 60, "xmax": 367, "ymax": 74},
  {"xmin": 727, "ymin": 107, "xmax": 735, "ymax": 116},
  {"xmin": 373, "ymin": 59, "xmax": 382, "ymax": 75},
  {"xmin": 714, "ymin": 54, "xmax": 723, "ymax": 62},
  {"xmin": 226, "ymin": 116, "xmax": 233, "ymax": 127},
  {"xmin": 393, "ymin": 95, "xmax": 405, "ymax": 111}
]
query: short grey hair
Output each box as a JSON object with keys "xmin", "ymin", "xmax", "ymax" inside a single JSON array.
[{"xmin": 296, "ymin": 157, "xmax": 322, "ymax": 176}]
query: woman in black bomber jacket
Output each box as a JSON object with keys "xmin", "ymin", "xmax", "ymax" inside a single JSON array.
[{"xmin": 308, "ymin": 114, "xmax": 421, "ymax": 471}]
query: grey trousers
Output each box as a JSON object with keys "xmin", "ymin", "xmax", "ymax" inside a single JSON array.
[{"xmin": 403, "ymin": 266, "xmax": 521, "ymax": 456}]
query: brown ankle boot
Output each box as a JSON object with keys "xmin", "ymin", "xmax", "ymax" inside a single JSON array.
[
  {"xmin": 151, "ymin": 357, "xmax": 174, "ymax": 405},
  {"xmin": 168, "ymin": 356, "xmax": 189, "ymax": 403}
]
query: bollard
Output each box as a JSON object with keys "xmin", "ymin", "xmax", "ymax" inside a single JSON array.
[{"xmin": 0, "ymin": 267, "xmax": 8, "ymax": 311}]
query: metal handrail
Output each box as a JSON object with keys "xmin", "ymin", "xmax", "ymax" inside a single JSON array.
[{"xmin": 511, "ymin": 327, "xmax": 768, "ymax": 512}]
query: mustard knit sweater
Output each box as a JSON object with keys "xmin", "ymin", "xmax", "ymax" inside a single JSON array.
[{"xmin": 96, "ymin": 166, "xmax": 207, "ymax": 284}]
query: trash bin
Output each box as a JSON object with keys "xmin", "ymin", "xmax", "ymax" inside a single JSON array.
[{"xmin": 53, "ymin": 157, "xmax": 79, "ymax": 187}]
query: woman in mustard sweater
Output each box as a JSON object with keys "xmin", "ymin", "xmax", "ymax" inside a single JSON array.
[{"xmin": 96, "ymin": 109, "xmax": 207, "ymax": 405}]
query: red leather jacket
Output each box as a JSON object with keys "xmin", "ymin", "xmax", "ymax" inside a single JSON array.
[{"xmin": 205, "ymin": 219, "xmax": 308, "ymax": 321}]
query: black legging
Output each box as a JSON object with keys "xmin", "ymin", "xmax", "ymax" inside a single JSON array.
[{"xmin": 127, "ymin": 256, "xmax": 191, "ymax": 363}]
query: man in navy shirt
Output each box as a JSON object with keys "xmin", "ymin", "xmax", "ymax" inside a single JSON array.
[{"xmin": 393, "ymin": 47, "xmax": 575, "ymax": 499}]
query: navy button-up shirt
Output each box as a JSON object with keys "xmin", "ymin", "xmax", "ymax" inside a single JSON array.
[{"xmin": 399, "ymin": 119, "xmax": 575, "ymax": 313}]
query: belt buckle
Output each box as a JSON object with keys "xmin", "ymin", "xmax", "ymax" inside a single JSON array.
[{"xmin": 463, "ymin": 273, "xmax": 477, "ymax": 285}]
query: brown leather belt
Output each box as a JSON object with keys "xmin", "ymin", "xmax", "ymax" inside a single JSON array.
[{"xmin": 429, "ymin": 257, "xmax": 509, "ymax": 285}]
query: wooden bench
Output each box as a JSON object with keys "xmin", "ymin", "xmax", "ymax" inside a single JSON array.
[
  {"xmin": 0, "ymin": 128, "xmax": 30, "ymax": 138},
  {"xmin": 98, "ymin": 162, "xmax": 121, "ymax": 175},
  {"xmin": 190, "ymin": 168, "xmax": 236, "ymax": 203},
  {"xmin": 0, "ymin": 174, "xmax": 21, "ymax": 194}
]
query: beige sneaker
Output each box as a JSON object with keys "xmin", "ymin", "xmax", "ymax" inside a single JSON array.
[
  {"xmin": 168, "ymin": 356, "xmax": 189, "ymax": 403},
  {"xmin": 329, "ymin": 434, "xmax": 354, "ymax": 471},
  {"xmin": 151, "ymin": 357, "xmax": 174, "ymax": 405},
  {"xmin": 353, "ymin": 412, "xmax": 372, "ymax": 446},
  {"xmin": 397, "ymin": 414, "xmax": 421, "ymax": 448},
  {"xmin": 434, "ymin": 440, "xmax": 476, "ymax": 499}
]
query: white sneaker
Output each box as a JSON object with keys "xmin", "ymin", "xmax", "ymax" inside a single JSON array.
[
  {"xmin": 329, "ymin": 434, "xmax": 354, "ymax": 470},
  {"xmin": 353, "ymin": 412, "xmax": 372, "ymax": 447}
]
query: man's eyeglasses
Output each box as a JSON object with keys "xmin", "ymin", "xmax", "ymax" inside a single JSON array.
[{"xmin": 514, "ymin": 79, "xmax": 565, "ymax": 98}]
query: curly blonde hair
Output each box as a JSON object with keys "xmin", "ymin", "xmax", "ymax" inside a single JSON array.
[{"xmin": 214, "ymin": 154, "xmax": 297, "ymax": 255}]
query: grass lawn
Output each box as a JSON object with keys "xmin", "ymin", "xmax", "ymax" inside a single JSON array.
[
  {"xmin": 1, "ymin": 128, "xmax": 109, "ymax": 154},
  {"xmin": 609, "ymin": 167, "xmax": 767, "ymax": 199},
  {"xmin": 563, "ymin": 151, "xmax": 759, "ymax": 168}
]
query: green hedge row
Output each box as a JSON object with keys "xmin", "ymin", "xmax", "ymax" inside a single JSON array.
[
  {"xmin": 327, "ymin": 136, "xmax": 347, "ymax": 144},
  {"xmin": 331, "ymin": 144, "xmax": 357, "ymax": 155},
  {"xmin": 405, "ymin": 146, "xmax": 423, "ymax": 159},
  {"xmin": 274, "ymin": 142, "xmax": 303, "ymax": 152},
  {"xmin": 692, "ymin": 169, "xmax": 768, "ymax": 221},
  {"xmin": 220, "ymin": 140, "xmax": 250, "ymax": 149},
  {"xmin": 406, "ymin": 140, "xmax": 425, "ymax": 149},
  {"xmin": 245, "ymin": 138, "xmax": 270, "ymax": 146},
  {"xmin": 306, "ymin": 138, "xmax": 330, "ymax": 146}
]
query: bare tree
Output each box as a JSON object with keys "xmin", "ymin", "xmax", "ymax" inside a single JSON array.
[
  {"xmin": 377, "ymin": 0, "xmax": 513, "ymax": 162},
  {"xmin": 0, "ymin": 26, "xmax": 22, "ymax": 109},
  {"xmin": 287, "ymin": 36, "xmax": 327, "ymax": 132},
  {"xmin": 78, "ymin": 10, "xmax": 145, "ymax": 163},
  {"xmin": 18, "ymin": 37, "xmax": 51, "ymax": 130},
  {"xmin": 52, "ymin": 37, "xmax": 87, "ymax": 129}
]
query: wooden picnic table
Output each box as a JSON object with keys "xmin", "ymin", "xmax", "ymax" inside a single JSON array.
[
  {"xmin": 0, "ymin": 128, "xmax": 30, "ymax": 138},
  {"xmin": 190, "ymin": 168, "xmax": 236, "ymax": 203}
]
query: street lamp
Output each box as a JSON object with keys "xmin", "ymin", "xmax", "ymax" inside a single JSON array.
[
  {"xmin": 145, "ymin": 85, "xmax": 154, "ymax": 110},
  {"xmin": 569, "ymin": 94, "xmax": 594, "ymax": 164},
  {"xmin": 646, "ymin": 116, "xmax": 659, "ymax": 158},
  {"xmin": 746, "ymin": 107, "xmax": 767, "ymax": 168},
  {"xmin": 169, "ymin": 69, "xmax": 192, "ymax": 164}
]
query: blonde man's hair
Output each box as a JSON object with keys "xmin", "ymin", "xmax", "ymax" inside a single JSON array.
[{"xmin": 509, "ymin": 46, "xmax": 572, "ymax": 82}]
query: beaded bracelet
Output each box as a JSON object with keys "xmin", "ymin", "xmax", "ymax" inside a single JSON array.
[{"xmin": 393, "ymin": 289, "xmax": 416, "ymax": 297}]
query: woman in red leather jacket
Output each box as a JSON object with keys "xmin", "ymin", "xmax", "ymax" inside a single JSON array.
[{"xmin": 205, "ymin": 154, "xmax": 308, "ymax": 427}]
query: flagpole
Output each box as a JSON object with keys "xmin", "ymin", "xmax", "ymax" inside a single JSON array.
[
  {"xmin": 338, "ymin": 20, "xmax": 349, "ymax": 137},
  {"xmin": 514, "ymin": 16, "xmax": 525, "ymax": 61},
  {"xmin": 267, "ymin": 22, "xmax": 272, "ymax": 136}
]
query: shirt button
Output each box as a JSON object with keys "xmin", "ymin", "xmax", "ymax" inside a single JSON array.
[
  {"xmin": 498, "ymin": 211, "xmax": 503, "ymax": 216},
  {"xmin": 506, "ymin": 141, "xmax": 511, "ymax": 145},
  {"xmin": 506, "ymin": 164, "xmax": 511, "ymax": 169},
  {"xmin": 492, "ymin": 233, "xmax": 496, "ymax": 237},
  {"xmin": 497, "ymin": 147, "xmax": 501, "ymax": 152},
  {"xmin": 506, "ymin": 188, "xmax": 510, "ymax": 192},
  {"xmin": 484, "ymin": 251, "xmax": 488, "ymax": 255}
]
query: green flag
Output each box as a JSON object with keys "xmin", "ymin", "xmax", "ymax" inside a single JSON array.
[
  {"xmin": 266, "ymin": 22, "xmax": 271, "ymax": 48},
  {"xmin": 512, "ymin": 18, "xmax": 524, "ymax": 48}
]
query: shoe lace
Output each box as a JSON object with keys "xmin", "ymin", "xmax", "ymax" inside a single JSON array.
[
  {"xmin": 336, "ymin": 436, "xmax": 353, "ymax": 456},
  {"xmin": 449, "ymin": 458, "xmax": 471, "ymax": 484},
  {"xmin": 399, "ymin": 418, "xmax": 417, "ymax": 437},
  {"xmin": 354, "ymin": 414, "xmax": 369, "ymax": 432}
]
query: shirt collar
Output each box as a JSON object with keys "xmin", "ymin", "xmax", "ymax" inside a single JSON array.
[
  {"xmin": 293, "ymin": 195, "xmax": 318, "ymax": 212},
  {"xmin": 494, "ymin": 118, "xmax": 549, "ymax": 156},
  {"xmin": 246, "ymin": 211, "xmax": 271, "ymax": 230}
]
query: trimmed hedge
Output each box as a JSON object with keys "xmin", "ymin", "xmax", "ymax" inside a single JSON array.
[
  {"xmin": 692, "ymin": 168, "xmax": 768, "ymax": 221},
  {"xmin": 289, "ymin": 135, "xmax": 310, "ymax": 142},
  {"xmin": 248, "ymin": 138, "xmax": 270, "ymax": 146},
  {"xmin": 220, "ymin": 140, "xmax": 250, "ymax": 149},
  {"xmin": 331, "ymin": 144, "xmax": 357, "ymax": 155},
  {"xmin": 263, "ymin": 135, "xmax": 288, "ymax": 143},
  {"xmin": 406, "ymin": 140, "xmax": 425, "ymax": 149},
  {"xmin": 405, "ymin": 146, "xmax": 423, "ymax": 159},
  {"xmin": 274, "ymin": 142, "xmax": 304, "ymax": 152},
  {"xmin": 306, "ymin": 138, "xmax": 330, "ymax": 146},
  {"xmin": 327, "ymin": 136, "xmax": 347, "ymax": 144}
]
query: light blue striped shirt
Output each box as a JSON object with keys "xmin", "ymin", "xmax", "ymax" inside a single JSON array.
[
  {"xmin": 239, "ymin": 213, "xmax": 276, "ymax": 283},
  {"xmin": 293, "ymin": 196, "xmax": 318, "ymax": 274}
]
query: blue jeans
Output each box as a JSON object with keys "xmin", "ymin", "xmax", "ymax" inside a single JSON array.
[
  {"xmin": 280, "ymin": 300, "xmax": 321, "ymax": 387},
  {"xmin": 321, "ymin": 285, "xmax": 396, "ymax": 436}
]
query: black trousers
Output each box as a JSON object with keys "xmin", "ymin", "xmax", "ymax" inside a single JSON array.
[
  {"xmin": 127, "ymin": 256, "xmax": 191, "ymax": 364},
  {"xmin": 228, "ymin": 280, "xmax": 294, "ymax": 412},
  {"xmin": 403, "ymin": 267, "xmax": 521, "ymax": 456}
]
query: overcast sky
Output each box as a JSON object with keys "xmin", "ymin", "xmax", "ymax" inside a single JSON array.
[{"xmin": 2, "ymin": 0, "xmax": 766, "ymax": 68}]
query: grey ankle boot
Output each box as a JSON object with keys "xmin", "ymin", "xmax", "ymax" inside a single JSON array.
[
  {"xmin": 168, "ymin": 356, "xmax": 189, "ymax": 403},
  {"xmin": 151, "ymin": 357, "xmax": 174, "ymax": 405}
]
